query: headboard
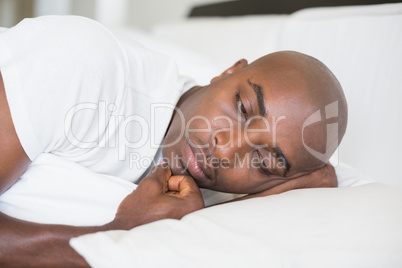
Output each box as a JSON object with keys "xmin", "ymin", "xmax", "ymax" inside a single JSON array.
[{"xmin": 189, "ymin": 0, "xmax": 402, "ymax": 17}]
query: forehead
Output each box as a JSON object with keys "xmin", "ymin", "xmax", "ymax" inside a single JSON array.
[
  {"xmin": 238, "ymin": 60, "xmax": 320, "ymax": 174},
  {"xmin": 240, "ymin": 58, "xmax": 313, "ymax": 119}
]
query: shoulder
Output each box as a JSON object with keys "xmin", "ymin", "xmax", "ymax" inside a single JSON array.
[
  {"xmin": 5, "ymin": 16, "xmax": 128, "ymax": 71},
  {"xmin": 15, "ymin": 15, "xmax": 107, "ymax": 35},
  {"xmin": 8, "ymin": 16, "xmax": 121, "ymax": 52}
]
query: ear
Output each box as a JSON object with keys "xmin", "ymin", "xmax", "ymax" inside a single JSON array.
[{"xmin": 211, "ymin": 59, "xmax": 248, "ymax": 83}]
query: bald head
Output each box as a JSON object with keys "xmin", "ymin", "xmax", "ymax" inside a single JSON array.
[
  {"xmin": 165, "ymin": 50, "xmax": 348, "ymax": 193},
  {"xmin": 248, "ymin": 51, "xmax": 348, "ymax": 172}
]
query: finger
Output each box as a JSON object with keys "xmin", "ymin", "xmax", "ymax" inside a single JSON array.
[
  {"xmin": 168, "ymin": 175, "xmax": 200, "ymax": 197},
  {"xmin": 299, "ymin": 163, "xmax": 337, "ymax": 188},
  {"xmin": 143, "ymin": 161, "xmax": 172, "ymax": 192},
  {"xmin": 258, "ymin": 179, "xmax": 301, "ymax": 196},
  {"xmin": 149, "ymin": 161, "xmax": 171, "ymax": 174},
  {"xmin": 322, "ymin": 163, "xmax": 338, "ymax": 187},
  {"xmin": 325, "ymin": 163, "xmax": 336, "ymax": 176},
  {"xmin": 236, "ymin": 164, "xmax": 337, "ymax": 202},
  {"xmin": 233, "ymin": 179, "xmax": 300, "ymax": 201},
  {"xmin": 167, "ymin": 175, "xmax": 184, "ymax": 192}
]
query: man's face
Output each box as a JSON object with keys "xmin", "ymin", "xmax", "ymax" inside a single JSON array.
[{"xmin": 161, "ymin": 56, "xmax": 322, "ymax": 194}]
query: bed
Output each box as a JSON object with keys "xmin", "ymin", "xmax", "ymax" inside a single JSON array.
[{"xmin": 1, "ymin": 1, "xmax": 402, "ymax": 267}]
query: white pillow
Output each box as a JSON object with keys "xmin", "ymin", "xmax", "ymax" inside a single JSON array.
[
  {"xmin": 111, "ymin": 27, "xmax": 220, "ymax": 86},
  {"xmin": 0, "ymin": 153, "xmax": 239, "ymax": 224},
  {"xmin": 278, "ymin": 3, "xmax": 402, "ymax": 188},
  {"xmin": 151, "ymin": 15, "xmax": 288, "ymax": 71},
  {"xmin": 71, "ymin": 182, "xmax": 402, "ymax": 268},
  {"xmin": 0, "ymin": 153, "xmax": 136, "ymax": 226},
  {"xmin": 0, "ymin": 152, "xmax": 373, "ymax": 225}
]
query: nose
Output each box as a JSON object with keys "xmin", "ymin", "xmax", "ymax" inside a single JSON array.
[{"xmin": 212, "ymin": 127, "xmax": 257, "ymax": 163}]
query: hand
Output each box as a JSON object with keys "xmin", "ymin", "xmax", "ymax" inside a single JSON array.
[
  {"xmin": 109, "ymin": 163, "xmax": 204, "ymax": 230},
  {"xmin": 237, "ymin": 163, "xmax": 337, "ymax": 201}
]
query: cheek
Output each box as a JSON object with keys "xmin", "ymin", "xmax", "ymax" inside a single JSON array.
[
  {"xmin": 212, "ymin": 167, "xmax": 257, "ymax": 194},
  {"xmin": 184, "ymin": 108, "xmax": 231, "ymax": 144},
  {"xmin": 163, "ymin": 117, "xmax": 184, "ymax": 146},
  {"xmin": 215, "ymin": 165, "xmax": 291, "ymax": 194}
]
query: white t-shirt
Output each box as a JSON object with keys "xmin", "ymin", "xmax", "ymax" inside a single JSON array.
[{"xmin": 0, "ymin": 16, "xmax": 195, "ymax": 182}]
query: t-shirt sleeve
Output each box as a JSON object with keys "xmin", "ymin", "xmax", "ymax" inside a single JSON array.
[
  {"xmin": 0, "ymin": 16, "xmax": 128, "ymax": 161},
  {"xmin": 0, "ymin": 16, "xmax": 196, "ymax": 180}
]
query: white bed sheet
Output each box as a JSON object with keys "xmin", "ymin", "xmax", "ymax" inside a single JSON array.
[
  {"xmin": 70, "ymin": 182, "xmax": 402, "ymax": 268},
  {"xmin": 0, "ymin": 153, "xmax": 372, "ymax": 227},
  {"xmin": 1, "ymin": 153, "xmax": 393, "ymax": 268}
]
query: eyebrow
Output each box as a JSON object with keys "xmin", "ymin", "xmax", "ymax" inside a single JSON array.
[
  {"xmin": 245, "ymin": 80, "xmax": 289, "ymax": 175},
  {"xmin": 272, "ymin": 146, "xmax": 291, "ymax": 175},
  {"xmin": 247, "ymin": 79, "xmax": 267, "ymax": 117}
]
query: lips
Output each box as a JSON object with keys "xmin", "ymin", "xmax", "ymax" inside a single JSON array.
[{"xmin": 182, "ymin": 139, "xmax": 212, "ymax": 184}]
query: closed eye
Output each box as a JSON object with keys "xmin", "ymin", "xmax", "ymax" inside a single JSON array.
[
  {"xmin": 257, "ymin": 150, "xmax": 271, "ymax": 176},
  {"xmin": 236, "ymin": 93, "xmax": 248, "ymax": 120}
]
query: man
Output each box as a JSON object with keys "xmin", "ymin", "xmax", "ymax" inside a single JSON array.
[{"xmin": 0, "ymin": 16, "xmax": 346, "ymax": 267}]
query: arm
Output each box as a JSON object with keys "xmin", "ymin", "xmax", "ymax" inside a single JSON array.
[
  {"xmin": 0, "ymin": 163, "xmax": 204, "ymax": 268},
  {"xmin": 0, "ymin": 73, "xmax": 101, "ymax": 267},
  {"xmin": 0, "ymin": 72, "xmax": 31, "ymax": 195},
  {"xmin": 0, "ymin": 212, "xmax": 108, "ymax": 267},
  {"xmin": 0, "ymin": 73, "xmax": 87, "ymax": 267},
  {"xmin": 0, "ymin": 73, "xmax": 204, "ymax": 267}
]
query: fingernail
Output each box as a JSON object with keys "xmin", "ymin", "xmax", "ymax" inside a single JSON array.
[{"xmin": 159, "ymin": 161, "xmax": 169, "ymax": 168}]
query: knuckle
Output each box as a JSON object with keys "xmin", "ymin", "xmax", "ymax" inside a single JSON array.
[
  {"xmin": 151, "ymin": 163, "xmax": 171, "ymax": 175},
  {"xmin": 321, "ymin": 175, "xmax": 337, "ymax": 187}
]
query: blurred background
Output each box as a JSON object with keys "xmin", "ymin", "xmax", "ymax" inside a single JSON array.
[{"xmin": 0, "ymin": 0, "xmax": 232, "ymax": 29}]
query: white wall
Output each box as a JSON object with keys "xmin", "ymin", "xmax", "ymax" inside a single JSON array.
[
  {"xmin": 34, "ymin": 0, "xmax": 95, "ymax": 20},
  {"xmin": 34, "ymin": 0, "xmax": 235, "ymax": 29},
  {"xmin": 0, "ymin": 0, "xmax": 34, "ymax": 27},
  {"xmin": 1, "ymin": 0, "xmax": 232, "ymax": 29},
  {"xmin": 95, "ymin": 0, "xmax": 128, "ymax": 26},
  {"xmin": 125, "ymin": 0, "xmax": 233, "ymax": 29},
  {"xmin": 0, "ymin": 0, "xmax": 17, "ymax": 27},
  {"xmin": 34, "ymin": 0, "xmax": 71, "ymax": 16}
]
